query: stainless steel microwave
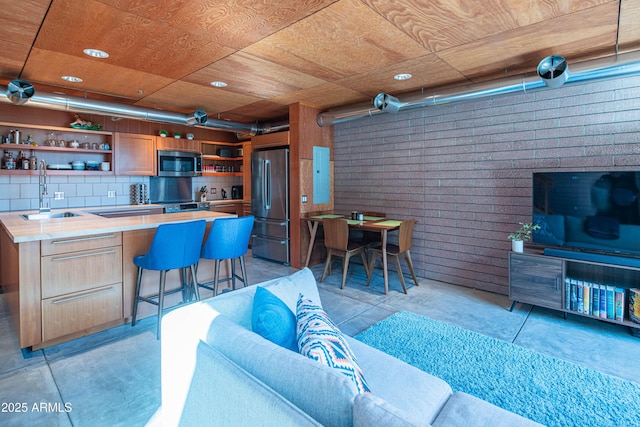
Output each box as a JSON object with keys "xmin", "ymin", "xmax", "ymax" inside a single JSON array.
[{"xmin": 157, "ymin": 150, "xmax": 202, "ymax": 177}]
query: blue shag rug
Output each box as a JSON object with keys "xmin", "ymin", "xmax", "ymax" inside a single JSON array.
[{"xmin": 354, "ymin": 311, "xmax": 640, "ymax": 427}]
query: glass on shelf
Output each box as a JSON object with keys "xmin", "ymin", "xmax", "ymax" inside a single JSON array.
[{"xmin": 46, "ymin": 132, "xmax": 56, "ymax": 147}]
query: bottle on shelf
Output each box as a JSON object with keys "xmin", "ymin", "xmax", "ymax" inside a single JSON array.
[
  {"xmin": 5, "ymin": 152, "xmax": 15, "ymax": 170},
  {"xmin": 20, "ymin": 151, "xmax": 29, "ymax": 170},
  {"xmin": 29, "ymin": 150, "xmax": 37, "ymax": 170}
]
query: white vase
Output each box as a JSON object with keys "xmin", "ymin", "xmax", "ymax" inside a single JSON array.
[{"xmin": 512, "ymin": 240, "xmax": 524, "ymax": 253}]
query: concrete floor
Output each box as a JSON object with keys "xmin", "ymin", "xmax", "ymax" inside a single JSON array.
[{"xmin": 1, "ymin": 252, "xmax": 639, "ymax": 426}]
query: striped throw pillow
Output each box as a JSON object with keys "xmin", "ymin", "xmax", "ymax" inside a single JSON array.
[{"xmin": 296, "ymin": 295, "xmax": 371, "ymax": 394}]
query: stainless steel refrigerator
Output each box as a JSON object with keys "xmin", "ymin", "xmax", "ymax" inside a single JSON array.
[{"xmin": 251, "ymin": 147, "xmax": 290, "ymax": 265}]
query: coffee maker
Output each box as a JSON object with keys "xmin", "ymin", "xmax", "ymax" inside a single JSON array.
[{"xmin": 231, "ymin": 185, "xmax": 243, "ymax": 200}]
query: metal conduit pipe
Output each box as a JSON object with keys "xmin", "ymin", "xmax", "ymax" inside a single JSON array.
[
  {"xmin": 316, "ymin": 50, "xmax": 640, "ymax": 127},
  {"xmin": 0, "ymin": 84, "xmax": 286, "ymax": 136}
]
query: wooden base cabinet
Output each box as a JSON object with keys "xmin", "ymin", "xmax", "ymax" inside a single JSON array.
[
  {"xmin": 509, "ymin": 252, "xmax": 564, "ymax": 310},
  {"xmin": 39, "ymin": 233, "xmax": 123, "ymax": 345},
  {"xmin": 509, "ymin": 251, "xmax": 640, "ymax": 331}
]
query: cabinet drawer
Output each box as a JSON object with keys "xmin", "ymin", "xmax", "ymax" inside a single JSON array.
[
  {"xmin": 211, "ymin": 202, "xmax": 241, "ymax": 214},
  {"xmin": 42, "ymin": 246, "xmax": 123, "ymax": 298},
  {"xmin": 509, "ymin": 253, "xmax": 564, "ymax": 309},
  {"xmin": 42, "ymin": 284, "xmax": 123, "ymax": 342},
  {"xmin": 41, "ymin": 233, "xmax": 122, "ymax": 256}
]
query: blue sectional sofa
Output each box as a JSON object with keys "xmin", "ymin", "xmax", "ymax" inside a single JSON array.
[{"xmin": 161, "ymin": 268, "xmax": 542, "ymax": 426}]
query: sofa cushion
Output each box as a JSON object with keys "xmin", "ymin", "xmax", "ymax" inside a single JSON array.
[
  {"xmin": 252, "ymin": 286, "xmax": 297, "ymax": 351},
  {"xmin": 266, "ymin": 268, "xmax": 323, "ymax": 312},
  {"xmin": 207, "ymin": 267, "xmax": 321, "ymax": 329},
  {"xmin": 207, "ymin": 313, "xmax": 358, "ymax": 427},
  {"xmin": 586, "ymin": 215, "xmax": 620, "ymax": 240},
  {"xmin": 180, "ymin": 340, "xmax": 322, "ymax": 426},
  {"xmin": 297, "ymin": 295, "xmax": 371, "ymax": 394},
  {"xmin": 346, "ymin": 336, "xmax": 452, "ymax": 425},
  {"xmin": 532, "ymin": 214, "xmax": 565, "ymax": 245},
  {"xmin": 353, "ymin": 393, "xmax": 430, "ymax": 427},
  {"xmin": 432, "ymin": 392, "xmax": 544, "ymax": 427}
]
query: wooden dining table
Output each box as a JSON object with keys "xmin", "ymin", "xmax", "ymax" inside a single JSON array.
[{"xmin": 302, "ymin": 213, "xmax": 405, "ymax": 295}]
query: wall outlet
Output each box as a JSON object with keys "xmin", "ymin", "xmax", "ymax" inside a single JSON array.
[
  {"xmin": 54, "ymin": 192, "xmax": 64, "ymax": 200},
  {"xmin": 107, "ymin": 190, "xmax": 116, "ymax": 198},
  {"xmin": 301, "ymin": 195, "xmax": 308, "ymax": 203},
  {"xmin": 211, "ymin": 188, "xmax": 217, "ymax": 195}
]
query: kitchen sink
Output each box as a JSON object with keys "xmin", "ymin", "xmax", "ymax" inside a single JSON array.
[{"xmin": 20, "ymin": 211, "xmax": 81, "ymax": 220}]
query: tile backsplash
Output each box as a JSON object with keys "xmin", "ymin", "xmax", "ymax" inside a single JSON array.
[{"xmin": 0, "ymin": 174, "xmax": 242, "ymax": 212}]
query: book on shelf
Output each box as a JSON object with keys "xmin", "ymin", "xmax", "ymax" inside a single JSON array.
[
  {"xmin": 591, "ymin": 283, "xmax": 600, "ymax": 318},
  {"xmin": 577, "ymin": 281, "xmax": 584, "ymax": 314},
  {"xmin": 614, "ymin": 288, "xmax": 625, "ymax": 321},
  {"xmin": 630, "ymin": 288, "xmax": 640, "ymax": 324},
  {"xmin": 583, "ymin": 281, "xmax": 591, "ymax": 315},
  {"xmin": 606, "ymin": 286, "xmax": 615, "ymax": 320},
  {"xmin": 563, "ymin": 277, "xmax": 627, "ymax": 323}
]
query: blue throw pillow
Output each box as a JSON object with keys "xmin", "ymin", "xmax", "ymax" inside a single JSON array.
[
  {"xmin": 296, "ymin": 294, "xmax": 371, "ymax": 394},
  {"xmin": 251, "ymin": 286, "xmax": 297, "ymax": 351}
]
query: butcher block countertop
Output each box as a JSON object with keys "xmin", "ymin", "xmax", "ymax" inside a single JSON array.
[{"xmin": 0, "ymin": 205, "xmax": 235, "ymax": 243}]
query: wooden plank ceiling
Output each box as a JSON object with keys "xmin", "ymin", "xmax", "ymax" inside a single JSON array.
[{"xmin": 0, "ymin": 0, "xmax": 637, "ymax": 123}]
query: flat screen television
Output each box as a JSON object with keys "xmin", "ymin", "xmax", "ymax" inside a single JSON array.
[{"xmin": 532, "ymin": 171, "xmax": 640, "ymax": 258}]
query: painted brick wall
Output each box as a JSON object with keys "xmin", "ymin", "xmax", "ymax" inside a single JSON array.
[{"xmin": 334, "ymin": 75, "xmax": 640, "ymax": 295}]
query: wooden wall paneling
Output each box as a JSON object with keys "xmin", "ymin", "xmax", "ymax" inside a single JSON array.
[
  {"xmin": 251, "ymin": 131, "xmax": 290, "ymax": 149},
  {"xmin": 289, "ymin": 106, "xmax": 302, "ymax": 268},
  {"xmin": 289, "ymin": 102, "xmax": 334, "ymax": 268},
  {"xmin": 242, "ymin": 141, "xmax": 252, "ymax": 201}
]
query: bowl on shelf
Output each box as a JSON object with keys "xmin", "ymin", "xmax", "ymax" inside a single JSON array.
[
  {"xmin": 71, "ymin": 160, "xmax": 85, "ymax": 170},
  {"xmin": 86, "ymin": 160, "xmax": 100, "ymax": 171}
]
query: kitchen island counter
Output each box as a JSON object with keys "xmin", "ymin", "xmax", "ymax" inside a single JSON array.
[
  {"xmin": 0, "ymin": 208, "xmax": 236, "ymax": 349},
  {"xmin": 0, "ymin": 206, "xmax": 232, "ymax": 243}
]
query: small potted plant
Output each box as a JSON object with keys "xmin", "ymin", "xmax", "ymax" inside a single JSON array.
[
  {"xmin": 159, "ymin": 130, "xmax": 168, "ymax": 138},
  {"xmin": 507, "ymin": 222, "xmax": 540, "ymax": 253},
  {"xmin": 173, "ymin": 132, "xmax": 181, "ymax": 139}
]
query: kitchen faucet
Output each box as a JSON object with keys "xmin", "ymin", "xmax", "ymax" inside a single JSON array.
[{"xmin": 39, "ymin": 159, "xmax": 50, "ymax": 213}]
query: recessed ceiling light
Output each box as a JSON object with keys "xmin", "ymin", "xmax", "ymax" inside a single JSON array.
[
  {"xmin": 394, "ymin": 73, "xmax": 412, "ymax": 81},
  {"xmin": 83, "ymin": 48, "xmax": 109, "ymax": 59},
  {"xmin": 61, "ymin": 75, "xmax": 83, "ymax": 83},
  {"xmin": 210, "ymin": 81, "xmax": 228, "ymax": 88}
]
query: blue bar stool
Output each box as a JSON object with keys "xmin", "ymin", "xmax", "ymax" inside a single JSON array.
[
  {"xmin": 132, "ymin": 220, "xmax": 206, "ymax": 339},
  {"xmin": 198, "ymin": 216, "xmax": 255, "ymax": 297}
]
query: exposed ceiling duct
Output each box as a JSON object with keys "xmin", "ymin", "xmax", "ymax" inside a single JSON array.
[
  {"xmin": 0, "ymin": 83, "xmax": 288, "ymax": 137},
  {"xmin": 234, "ymin": 120, "xmax": 291, "ymax": 141},
  {"xmin": 316, "ymin": 50, "xmax": 640, "ymax": 127}
]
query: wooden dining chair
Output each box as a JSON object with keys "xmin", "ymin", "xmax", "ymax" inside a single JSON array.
[
  {"xmin": 366, "ymin": 219, "xmax": 419, "ymax": 294},
  {"xmin": 321, "ymin": 218, "xmax": 370, "ymax": 289}
]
